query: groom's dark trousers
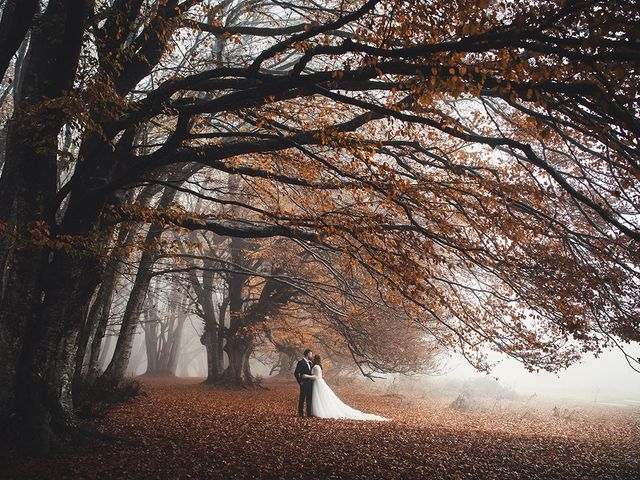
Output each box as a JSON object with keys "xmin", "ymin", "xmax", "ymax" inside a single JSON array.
[{"xmin": 294, "ymin": 359, "xmax": 313, "ymax": 416}]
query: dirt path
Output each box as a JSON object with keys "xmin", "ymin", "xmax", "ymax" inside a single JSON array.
[{"xmin": 2, "ymin": 378, "xmax": 639, "ymax": 479}]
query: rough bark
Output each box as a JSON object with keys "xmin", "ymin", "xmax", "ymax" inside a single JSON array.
[
  {"xmin": 220, "ymin": 334, "xmax": 254, "ymax": 386},
  {"xmin": 0, "ymin": 1, "xmax": 92, "ymax": 447},
  {"xmin": 15, "ymin": 241, "xmax": 101, "ymax": 454}
]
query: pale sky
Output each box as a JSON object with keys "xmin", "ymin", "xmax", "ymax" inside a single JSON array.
[{"xmin": 443, "ymin": 344, "xmax": 640, "ymax": 403}]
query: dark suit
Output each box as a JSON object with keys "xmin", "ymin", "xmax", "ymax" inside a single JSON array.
[{"xmin": 294, "ymin": 358, "xmax": 313, "ymax": 416}]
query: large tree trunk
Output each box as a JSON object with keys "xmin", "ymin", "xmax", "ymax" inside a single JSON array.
[
  {"xmin": 218, "ymin": 237, "xmax": 253, "ymax": 386},
  {"xmin": 200, "ymin": 316, "xmax": 223, "ymax": 382},
  {"xmin": 8, "ymin": 138, "xmax": 122, "ymax": 453},
  {"xmin": 189, "ymin": 263, "xmax": 227, "ymax": 383},
  {"xmin": 220, "ymin": 334, "xmax": 254, "ymax": 386},
  {"xmin": 0, "ymin": 240, "xmax": 47, "ymax": 430},
  {"xmin": 219, "ymin": 256, "xmax": 296, "ymax": 387},
  {"xmin": 0, "ymin": 1, "xmax": 91, "ymax": 445},
  {"xmin": 11, "ymin": 156, "xmax": 108, "ymax": 452},
  {"xmin": 15, "ymin": 243, "xmax": 101, "ymax": 454}
]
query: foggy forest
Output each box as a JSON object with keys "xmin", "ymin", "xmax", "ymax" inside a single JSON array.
[{"xmin": 0, "ymin": 0, "xmax": 639, "ymax": 478}]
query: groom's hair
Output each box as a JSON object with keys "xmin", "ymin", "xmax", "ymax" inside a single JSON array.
[{"xmin": 303, "ymin": 349, "xmax": 312, "ymax": 357}]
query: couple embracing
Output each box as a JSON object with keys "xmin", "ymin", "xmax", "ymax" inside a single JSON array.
[{"xmin": 294, "ymin": 349, "xmax": 388, "ymax": 421}]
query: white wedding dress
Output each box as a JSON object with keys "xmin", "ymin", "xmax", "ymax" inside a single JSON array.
[{"xmin": 309, "ymin": 365, "xmax": 389, "ymax": 421}]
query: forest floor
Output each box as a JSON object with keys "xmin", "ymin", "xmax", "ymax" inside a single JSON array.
[{"xmin": 2, "ymin": 377, "xmax": 639, "ymax": 479}]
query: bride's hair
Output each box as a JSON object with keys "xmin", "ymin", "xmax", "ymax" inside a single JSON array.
[{"xmin": 313, "ymin": 354, "xmax": 322, "ymax": 367}]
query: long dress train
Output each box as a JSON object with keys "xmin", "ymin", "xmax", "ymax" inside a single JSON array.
[{"xmin": 309, "ymin": 365, "xmax": 389, "ymax": 421}]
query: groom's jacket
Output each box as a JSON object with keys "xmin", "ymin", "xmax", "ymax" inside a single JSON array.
[{"xmin": 294, "ymin": 359, "xmax": 312, "ymax": 385}]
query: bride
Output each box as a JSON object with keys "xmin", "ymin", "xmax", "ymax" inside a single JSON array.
[{"xmin": 303, "ymin": 355, "xmax": 389, "ymax": 421}]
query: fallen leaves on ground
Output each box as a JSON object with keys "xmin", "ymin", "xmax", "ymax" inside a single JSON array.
[{"xmin": 2, "ymin": 377, "xmax": 639, "ymax": 479}]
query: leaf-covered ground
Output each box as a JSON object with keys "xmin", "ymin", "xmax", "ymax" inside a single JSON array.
[{"xmin": 2, "ymin": 377, "xmax": 639, "ymax": 479}]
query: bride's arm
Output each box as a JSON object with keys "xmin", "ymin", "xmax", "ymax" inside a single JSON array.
[{"xmin": 303, "ymin": 366, "xmax": 319, "ymax": 379}]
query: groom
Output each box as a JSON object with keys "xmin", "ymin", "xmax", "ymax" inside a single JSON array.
[{"xmin": 294, "ymin": 349, "xmax": 314, "ymax": 417}]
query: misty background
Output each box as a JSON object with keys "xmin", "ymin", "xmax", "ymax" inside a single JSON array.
[{"xmin": 114, "ymin": 309, "xmax": 640, "ymax": 407}]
